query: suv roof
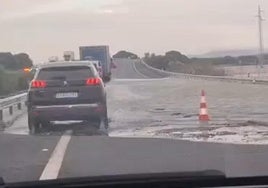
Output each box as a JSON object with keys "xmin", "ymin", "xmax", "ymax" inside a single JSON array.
[{"xmin": 39, "ymin": 61, "xmax": 95, "ymax": 69}]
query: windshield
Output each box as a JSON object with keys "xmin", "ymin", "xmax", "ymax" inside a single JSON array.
[
  {"xmin": 37, "ymin": 66, "xmax": 94, "ymax": 80},
  {"xmin": 0, "ymin": 0, "xmax": 268, "ymax": 184}
]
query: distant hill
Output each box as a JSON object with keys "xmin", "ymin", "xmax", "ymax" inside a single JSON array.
[{"xmin": 198, "ymin": 49, "xmax": 265, "ymax": 58}]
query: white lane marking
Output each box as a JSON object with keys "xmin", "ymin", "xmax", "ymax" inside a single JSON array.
[
  {"xmin": 132, "ymin": 61, "xmax": 149, "ymax": 78},
  {"xmin": 39, "ymin": 130, "xmax": 72, "ymax": 180},
  {"xmin": 113, "ymin": 78, "xmax": 170, "ymax": 82}
]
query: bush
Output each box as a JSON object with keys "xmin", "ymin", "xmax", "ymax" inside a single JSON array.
[
  {"xmin": 190, "ymin": 63, "xmax": 225, "ymax": 76},
  {"xmin": 143, "ymin": 51, "xmax": 226, "ymax": 76},
  {"xmin": 166, "ymin": 62, "xmax": 225, "ymax": 76},
  {"xmin": 0, "ymin": 66, "xmax": 29, "ymax": 96}
]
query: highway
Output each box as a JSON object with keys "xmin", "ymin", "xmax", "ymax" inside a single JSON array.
[{"xmin": 1, "ymin": 59, "xmax": 268, "ymax": 182}]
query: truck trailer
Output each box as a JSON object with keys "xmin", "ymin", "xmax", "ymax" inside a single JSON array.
[{"xmin": 79, "ymin": 46, "xmax": 112, "ymax": 81}]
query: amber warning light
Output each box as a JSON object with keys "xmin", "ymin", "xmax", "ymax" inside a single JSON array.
[{"xmin": 23, "ymin": 68, "xmax": 31, "ymax": 73}]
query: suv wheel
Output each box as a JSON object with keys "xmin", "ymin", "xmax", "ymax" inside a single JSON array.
[
  {"xmin": 41, "ymin": 120, "xmax": 51, "ymax": 132},
  {"xmin": 104, "ymin": 116, "xmax": 109, "ymax": 129},
  {"xmin": 28, "ymin": 115, "xmax": 41, "ymax": 135}
]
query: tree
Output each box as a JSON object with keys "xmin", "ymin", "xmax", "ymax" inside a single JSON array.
[
  {"xmin": 143, "ymin": 51, "xmax": 190, "ymax": 70},
  {"xmin": 0, "ymin": 66, "xmax": 4, "ymax": 94},
  {"xmin": 0, "ymin": 52, "xmax": 33, "ymax": 70},
  {"xmin": 165, "ymin": 50, "xmax": 190, "ymax": 63},
  {"xmin": 0, "ymin": 52, "xmax": 18, "ymax": 70},
  {"xmin": 14, "ymin": 53, "xmax": 33, "ymax": 68},
  {"xmin": 147, "ymin": 55, "xmax": 169, "ymax": 70},
  {"xmin": 223, "ymin": 56, "xmax": 238, "ymax": 64},
  {"xmin": 238, "ymin": 55, "xmax": 258, "ymax": 65},
  {"xmin": 113, "ymin": 51, "xmax": 139, "ymax": 59},
  {"xmin": 144, "ymin": 52, "xmax": 150, "ymax": 59}
]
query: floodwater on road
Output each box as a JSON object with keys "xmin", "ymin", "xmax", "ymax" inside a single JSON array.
[{"xmin": 108, "ymin": 77, "xmax": 268, "ymax": 144}]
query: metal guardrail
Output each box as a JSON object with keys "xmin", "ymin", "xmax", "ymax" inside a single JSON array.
[
  {"xmin": 0, "ymin": 93, "xmax": 27, "ymax": 110},
  {"xmin": 0, "ymin": 92, "xmax": 27, "ymax": 128},
  {"xmin": 0, "ymin": 90, "xmax": 27, "ymax": 99},
  {"xmin": 139, "ymin": 60, "xmax": 268, "ymax": 85}
]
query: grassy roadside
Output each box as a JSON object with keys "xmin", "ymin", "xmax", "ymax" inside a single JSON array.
[{"xmin": 166, "ymin": 62, "xmax": 225, "ymax": 76}]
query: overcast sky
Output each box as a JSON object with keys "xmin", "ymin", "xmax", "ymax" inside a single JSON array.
[{"xmin": 0, "ymin": 0, "xmax": 267, "ymax": 62}]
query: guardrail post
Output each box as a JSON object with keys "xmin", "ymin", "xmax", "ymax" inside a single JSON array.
[
  {"xmin": 9, "ymin": 106, "xmax": 13, "ymax": 115},
  {"xmin": 0, "ymin": 110, "xmax": 3, "ymax": 130},
  {"xmin": 0, "ymin": 110, "xmax": 2, "ymax": 121},
  {"xmin": 17, "ymin": 103, "xmax": 22, "ymax": 110}
]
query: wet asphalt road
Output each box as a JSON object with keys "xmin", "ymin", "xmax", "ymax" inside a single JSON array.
[
  {"xmin": 109, "ymin": 59, "xmax": 268, "ymax": 144},
  {"xmin": 2, "ymin": 59, "xmax": 268, "ymax": 183}
]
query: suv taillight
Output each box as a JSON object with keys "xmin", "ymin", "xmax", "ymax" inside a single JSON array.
[
  {"xmin": 31, "ymin": 80, "xmax": 47, "ymax": 88},
  {"xmin": 86, "ymin": 78, "xmax": 101, "ymax": 86}
]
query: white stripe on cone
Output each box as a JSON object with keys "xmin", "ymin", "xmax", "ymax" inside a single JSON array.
[
  {"xmin": 201, "ymin": 96, "xmax": 206, "ymax": 103},
  {"xmin": 200, "ymin": 108, "xmax": 208, "ymax": 115}
]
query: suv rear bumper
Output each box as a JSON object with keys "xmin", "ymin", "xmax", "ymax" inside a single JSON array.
[{"xmin": 28, "ymin": 103, "xmax": 106, "ymax": 121}]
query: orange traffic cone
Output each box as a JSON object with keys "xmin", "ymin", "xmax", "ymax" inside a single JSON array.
[{"xmin": 199, "ymin": 90, "xmax": 210, "ymax": 121}]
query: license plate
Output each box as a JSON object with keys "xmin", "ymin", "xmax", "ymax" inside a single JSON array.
[{"xmin": 55, "ymin": 92, "xmax": 78, "ymax": 98}]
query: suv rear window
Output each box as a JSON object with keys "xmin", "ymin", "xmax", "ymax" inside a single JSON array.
[{"xmin": 37, "ymin": 66, "xmax": 94, "ymax": 80}]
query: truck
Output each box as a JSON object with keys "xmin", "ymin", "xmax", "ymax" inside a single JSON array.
[
  {"xmin": 48, "ymin": 56, "xmax": 59, "ymax": 62},
  {"xmin": 79, "ymin": 46, "xmax": 111, "ymax": 81}
]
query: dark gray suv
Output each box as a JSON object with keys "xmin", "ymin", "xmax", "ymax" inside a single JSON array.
[{"xmin": 27, "ymin": 62, "xmax": 108, "ymax": 134}]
